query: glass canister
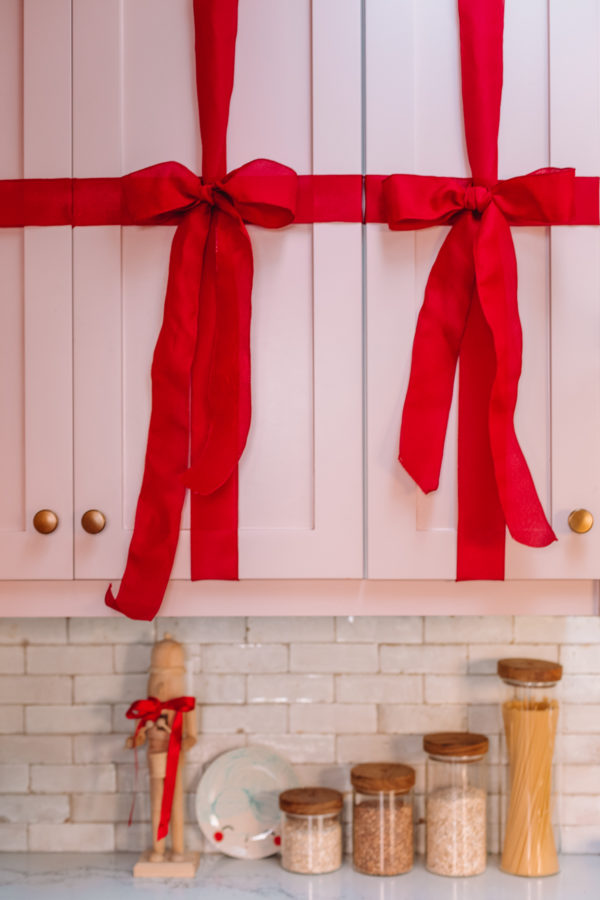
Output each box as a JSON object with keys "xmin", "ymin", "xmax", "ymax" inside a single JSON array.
[
  {"xmin": 498, "ymin": 657, "xmax": 563, "ymax": 877},
  {"xmin": 279, "ymin": 787, "xmax": 343, "ymax": 874},
  {"xmin": 351, "ymin": 762, "xmax": 415, "ymax": 876},
  {"xmin": 424, "ymin": 732, "xmax": 488, "ymax": 877}
]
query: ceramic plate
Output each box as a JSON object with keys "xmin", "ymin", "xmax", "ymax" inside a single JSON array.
[{"xmin": 195, "ymin": 746, "xmax": 300, "ymax": 859}]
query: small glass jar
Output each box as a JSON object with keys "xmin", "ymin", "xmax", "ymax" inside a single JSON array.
[
  {"xmin": 279, "ymin": 787, "xmax": 343, "ymax": 874},
  {"xmin": 424, "ymin": 732, "xmax": 488, "ymax": 877},
  {"xmin": 498, "ymin": 657, "xmax": 562, "ymax": 877},
  {"xmin": 351, "ymin": 762, "xmax": 415, "ymax": 876}
]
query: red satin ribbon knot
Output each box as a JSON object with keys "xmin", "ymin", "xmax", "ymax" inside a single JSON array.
[
  {"xmin": 105, "ymin": 157, "xmax": 297, "ymax": 619},
  {"xmin": 126, "ymin": 695, "xmax": 195, "ymax": 841}
]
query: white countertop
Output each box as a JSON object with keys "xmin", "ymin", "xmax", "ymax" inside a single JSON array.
[{"xmin": 1, "ymin": 854, "xmax": 599, "ymax": 899}]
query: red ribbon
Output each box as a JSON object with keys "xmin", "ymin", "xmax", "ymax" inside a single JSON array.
[
  {"xmin": 373, "ymin": 0, "xmax": 599, "ymax": 580},
  {"xmin": 126, "ymin": 695, "xmax": 195, "ymax": 841}
]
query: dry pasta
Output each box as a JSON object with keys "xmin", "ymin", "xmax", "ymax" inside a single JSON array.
[{"xmin": 501, "ymin": 698, "xmax": 559, "ymax": 877}]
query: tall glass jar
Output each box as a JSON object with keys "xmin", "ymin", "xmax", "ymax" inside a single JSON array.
[
  {"xmin": 498, "ymin": 657, "xmax": 563, "ymax": 877},
  {"xmin": 279, "ymin": 787, "xmax": 343, "ymax": 874},
  {"xmin": 424, "ymin": 732, "xmax": 488, "ymax": 877},
  {"xmin": 351, "ymin": 762, "xmax": 415, "ymax": 876}
]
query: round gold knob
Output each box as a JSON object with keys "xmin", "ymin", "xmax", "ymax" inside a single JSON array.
[
  {"xmin": 33, "ymin": 509, "xmax": 59, "ymax": 534},
  {"xmin": 81, "ymin": 509, "xmax": 106, "ymax": 535},
  {"xmin": 568, "ymin": 509, "xmax": 594, "ymax": 534}
]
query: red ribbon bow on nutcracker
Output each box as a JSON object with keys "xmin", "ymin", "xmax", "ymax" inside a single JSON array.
[
  {"xmin": 126, "ymin": 695, "xmax": 195, "ymax": 840},
  {"xmin": 372, "ymin": 0, "xmax": 599, "ymax": 579}
]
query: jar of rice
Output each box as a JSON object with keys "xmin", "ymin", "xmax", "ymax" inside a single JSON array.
[
  {"xmin": 350, "ymin": 762, "xmax": 415, "ymax": 876},
  {"xmin": 279, "ymin": 787, "xmax": 343, "ymax": 874},
  {"xmin": 424, "ymin": 732, "xmax": 488, "ymax": 877}
]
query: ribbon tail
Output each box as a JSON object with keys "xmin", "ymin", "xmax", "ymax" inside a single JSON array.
[
  {"xmin": 475, "ymin": 207, "xmax": 556, "ymax": 549},
  {"xmin": 157, "ymin": 711, "xmax": 184, "ymax": 842},
  {"xmin": 399, "ymin": 215, "xmax": 476, "ymax": 492},
  {"xmin": 105, "ymin": 208, "xmax": 211, "ymax": 620}
]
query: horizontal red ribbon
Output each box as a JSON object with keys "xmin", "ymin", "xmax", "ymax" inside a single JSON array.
[{"xmin": 126, "ymin": 695, "xmax": 195, "ymax": 841}]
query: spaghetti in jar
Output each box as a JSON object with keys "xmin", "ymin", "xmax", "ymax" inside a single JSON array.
[{"xmin": 498, "ymin": 658, "xmax": 562, "ymax": 877}]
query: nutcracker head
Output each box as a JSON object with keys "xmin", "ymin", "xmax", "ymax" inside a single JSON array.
[{"xmin": 148, "ymin": 633, "xmax": 186, "ymax": 701}]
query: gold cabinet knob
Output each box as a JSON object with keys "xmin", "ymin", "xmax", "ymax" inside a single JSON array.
[
  {"xmin": 33, "ymin": 509, "xmax": 59, "ymax": 534},
  {"xmin": 568, "ymin": 509, "xmax": 594, "ymax": 534},
  {"xmin": 81, "ymin": 509, "xmax": 106, "ymax": 535}
]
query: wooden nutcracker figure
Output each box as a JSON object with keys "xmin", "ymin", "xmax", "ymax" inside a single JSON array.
[{"xmin": 125, "ymin": 633, "xmax": 199, "ymax": 877}]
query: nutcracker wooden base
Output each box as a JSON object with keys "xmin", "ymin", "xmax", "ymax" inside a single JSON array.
[{"xmin": 133, "ymin": 850, "xmax": 200, "ymax": 878}]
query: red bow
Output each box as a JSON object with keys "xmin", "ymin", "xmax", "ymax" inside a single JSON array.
[
  {"xmin": 104, "ymin": 157, "xmax": 297, "ymax": 619},
  {"xmin": 126, "ymin": 695, "xmax": 195, "ymax": 841}
]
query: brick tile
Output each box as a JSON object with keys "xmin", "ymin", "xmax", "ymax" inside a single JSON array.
[
  {"xmin": 74, "ymin": 733, "xmax": 132, "ymax": 764},
  {"xmin": 203, "ymin": 644, "xmax": 287, "ymax": 674},
  {"xmin": 248, "ymin": 674, "xmax": 333, "ymax": 704},
  {"xmin": 0, "ymin": 764, "xmax": 29, "ymax": 793},
  {"xmin": 0, "ymin": 823, "xmax": 26, "ymax": 850},
  {"xmin": 515, "ymin": 617, "xmax": 600, "ymax": 644},
  {"xmin": 71, "ymin": 792, "xmax": 150, "ymax": 823},
  {"xmin": 0, "ymin": 646, "xmax": 24, "ymax": 674},
  {"xmin": 561, "ymin": 826, "xmax": 600, "ymax": 853},
  {"xmin": 25, "ymin": 705, "xmax": 112, "ymax": 734},
  {"xmin": 562, "ymin": 765, "xmax": 600, "ymax": 794},
  {"xmin": 68, "ymin": 618, "xmax": 154, "ymax": 644},
  {"xmin": 27, "ymin": 645, "xmax": 113, "ymax": 675},
  {"xmin": 0, "ymin": 619, "xmax": 67, "ymax": 645},
  {"xmin": 0, "ymin": 735, "xmax": 71, "ymax": 764},
  {"xmin": 425, "ymin": 675, "xmax": 510, "ymax": 704},
  {"xmin": 560, "ymin": 735, "xmax": 600, "ymax": 765},
  {"xmin": 114, "ymin": 822, "xmax": 150, "ymax": 852},
  {"xmin": 248, "ymin": 734, "xmax": 335, "ymax": 764},
  {"xmin": 157, "ymin": 617, "xmax": 245, "ymax": 643},
  {"xmin": 200, "ymin": 704, "xmax": 287, "ymax": 734},
  {"xmin": 31, "ymin": 764, "xmax": 116, "ymax": 793},
  {"xmin": 336, "ymin": 734, "xmax": 423, "ymax": 765},
  {"xmin": 113, "ymin": 644, "xmax": 152, "ymax": 673},
  {"xmin": 379, "ymin": 704, "xmax": 467, "ymax": 734},
  {"xmin": 74, "ymin": 674, "xmax": 147, "ymax": 704},
  {"xmin": 562, "ymin": 676, "xmax": 600, "ymax": 704},
  {"xmin": 335, "ymin": 675, "xmax": 422, "ymax": 703},
  {"xmin": 29, "ymin": 823, "xmax": 114, "ymax": 852},
  {"xmin": 1, "ymin": 794, "xmax": 69, "ymax": 823},
  {"xmin": 290, "ymin": 643, "xmax": 378, "ymax": 674},
  {"xmin": 293, "ymin": 764, "xmax": 351, "ymax": 793},
  {"xmin": 381, "ymin": 645, "xmax": 467, "ymax": 674},
  {"xmin": 290, "ymin": 703, "xmax": 376, "ymax": 734},
  {"xmin": 336, "ymin": 617, "xmax": 422, "ymax": 643},
  {"xmin": 468, "ymin": 643, "xmax": 558, "ymax": 675},
  {"xmin": 425, "ymin": 617, "xmax": 512, "ymax": 644},
  {"xmin": 561, "ymin": 645, "xmax": 600, "ymax": 674},
  {"xmin": 0, "ymin": 705, "xmax": 23, "ymax": 734},
  {"xmin": 562, "ymin": 795, "xmax": 600, "ymax": 826},
  {"xmin": 0, "ymin": 675, "xmax": 71, "ymax": 704},
  {"xmin": 563, "ymin": 704, "xmax": 600, "ymax": 733},
  {"xmin": 194, "ymin": 674, "xmax": 246, "ymax": 704},
  {"xmin": 247, "ymin": 617, "xmax": 334, "ymax": 643}
]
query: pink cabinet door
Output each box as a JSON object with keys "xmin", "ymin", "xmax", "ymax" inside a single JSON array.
[
  {"xmin": 0, "ymin": 0, "xmax": 73, "ymax": 579},
  {"xmin": 366, "ymin": 0, "xmax": 600, "ymax": 579},
  {"xmin": 72, "ymin": 0, "xmax": 363, "ymax": 579}
]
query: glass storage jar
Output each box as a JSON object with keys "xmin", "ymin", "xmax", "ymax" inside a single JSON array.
[
  {"xmin": 351, "ymin": 762, "xmax": 415, "ymax": 876},
  {"xmin": 424, "ymin": 732, "xmax": 488, "ymax": 877},
  {"xmin": 279, "ymin": 787, "xmax": 343, "ymax": 874},
  {"xmin": 498, "ymin": 657, "xmax": 563, "ymax": 877}
]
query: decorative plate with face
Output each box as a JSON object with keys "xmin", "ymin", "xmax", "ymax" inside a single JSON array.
[{"xmin": 195, "ymin": 746, "xmax": 300, "ymax": 859}]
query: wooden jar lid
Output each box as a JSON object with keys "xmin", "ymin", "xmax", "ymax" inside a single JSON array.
[
  {"xmin": 497, "ymin": 657, "xmax": 563, "ymax": 684},
  {"xmin": 279, "ymin": 787, "xmax": 343, "ymax": 815},
  {"xmin": 423, "ymin": 732, "xmax": 489, "ymax": 758},
  {"xmin": 350, "ymin": 762, "xmax": 416, "ymax": 793}
]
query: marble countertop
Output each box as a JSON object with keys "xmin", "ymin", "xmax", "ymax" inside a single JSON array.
[{"xmin": 1, "ymin": 854, "xmax": 599, "ymax": 899}]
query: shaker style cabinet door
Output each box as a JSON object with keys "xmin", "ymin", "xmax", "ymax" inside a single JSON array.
[
  {"xmin": 366, "ymin": 0, "xmax": 600, "ymax": 579},
  {"xmin": 73, "ymin": 0, "xmax": 363, "ymax": 579},
  {"xmin": 0, "ymin": 0, "xmax": 73, "ymax": 578}
]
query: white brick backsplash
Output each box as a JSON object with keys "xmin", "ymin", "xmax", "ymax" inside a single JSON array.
[
  {"xmin": 294, "ymin": 764, "xmax": 351, "ymax": 793},
  {"xmin": 0, "ymin": 675, "xmax": 71, "ymax": 704},
  {"xmin": 381, "ymin": 645, "xmax": 467, "ymax": 674},
  {"xmin": 563, "ymin": 765, "xmax": 600, "ymax": 794},
  {"xmin": 27, "ymin": 645, "xmax": 113, "ymax": 675},
  {"xmin": 195, "ymin": 674, "xmax": 246, "ymax": 704},
  {"xmin": 425, "ymin": 674, "xmax": 510, "ymax": 704},
  {"xmin": 74, "ymin": 733, "xmax": 131, "ymax": 764},
  {"xmin": 112, "ymin": 704, "xmax": 135, "ymax": 734},
  {"xmin": 561, "ymin": 645, "xmax": 600, "ymax": 674},
  {"xmin": 335, "ymin": 675, "xmax": 422, "ymax": 704},
  {"xmin": 0, "ymin": 823, "xmax": 26, "ymax": 850},
  {"xmin": 515, "ymin": 616, "xmax": 600, "ymax": 644},
  {"xmin": 0, "ymin": 646, "xmax": 24, "ymax": 674},
  {"xmin": 248, "ymin": 674, "xmax": 333, "ymax": 704},
  {"xmin": 200, "ymin": 704, "xmax": 287, "ymax": 734},
  {"xmin": 248, "ymin": 617, "xmax": 334, "ymax": 643},
  {"xmin": 29, "ymin": 823, "xmax": 115, "ymax": 852},
  {"xmin": 248, "ymin": 734, "xmax": 335, "ymax": 764},
  {"xmin": 31, "ymin": 764, "xmax": 116, "ymax": 793},
  {"xmin": 113, "ymin": 644, "xmax": 152, "ymax": 674},
  {"xmin": 0, "ymin": 619, "xmax": 67, "ymax": 644},
  {"xmin": 561, "ymin": 826, "xmax": 600, "ymax": 854},
  {"xmin": 0, "ymin": 736, "xmax": 71, "ymax": 764},
  {"xmin": 203, "ymin": 644, "xmax": 287, "ymax": 673},
  {"xmin": 336, "ymin": 616, "xmax": 422, "ymax": 643},
  {"xmin": 0, "ymin": 764, "xmax": 28, "ymax": 793},
  {"xmin": 379, "ymin": 704, "xmax": 467, "ymax": 734},
  {"xmin": 290, "ymin": 703, "xmax": 376, "ymax": 735},
  {"xmin": 0, "ymin": 705, "xmax": 23, "ymax": 734},
  {"xmin": 72, "ymin": 792, "xmax": 150, "ymax": 823},
  {"xmin": 562, "ymin": 795, "xmax": 600, "ymax": 826},
  {"xmin": 562, "ymin": 675, "xmax": 600, "ymax": 704},
  {"xmin": 468, "ymin": 644, "xmax": 559, "ymax": 675},
  {"xmin": 157, "ymin": 617, "xmax": 245, "ymax": 643},
  {"xmin": 69, "ymin": 618, "xmax": 154, "ymax": 644},
  {"xmin": 26, "ymin": 705, "xmax": 112, "ymax": 734},
  {"xmin": 115, "ymin": 822, "xmax": 151, "ymax": 852},
  {"xmin": 74, "ymin": 674, "xmax": 147, "ymax": 704},
  {"xmin": 425, "ymin": 616, "xmax": 512, "ymax": 643},
  {"xmin": 563, "ymin": 705, "xmax": 600, "ymax": 733},
  {"xmin": 1, "ymin": 794, "xmax": 69, "ymax": 823},
  {"xmin": 291, "ymin": 643, "xmax": 378, "ymax": 673},
  {"xmin": 185, "ymin": 734, "xmax": 247, "ymax": 767},
  {"xmin": 336, "ymin": 734, "xmax": 423, "ymax": 765},
  {"xmin": 560, "ymin": 735, "xmax": 600, "ymax": 765},
  {"xmin": 467, "ymin": 704, "xmax": 503, "ymax": 735}
]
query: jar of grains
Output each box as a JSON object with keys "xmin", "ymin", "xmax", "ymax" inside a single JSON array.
[
  {"xmin": 279, "ymin": 787, "xmax": 343, "ymax": 874},
  {"xmin": 350, "ymin": 763, "xmax": 415, "ymax": 876},
  {"xmin": 498, "ymin": 658, "xmax": 562, "ymax": 877},
  {"xmin": 424, "ymin": 732, "xmax": 488, "ymax": 877}
]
